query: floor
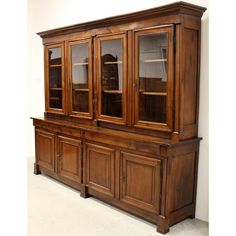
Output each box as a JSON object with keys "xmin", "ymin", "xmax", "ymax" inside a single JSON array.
[{"xmin": 28, "ymin": 157, "xmax": 208, "ymax": 236}]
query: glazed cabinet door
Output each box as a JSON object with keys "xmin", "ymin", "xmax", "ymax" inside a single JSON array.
[
  {"xmin": 67, "ymin": 38, "xmax": 93, "ymax": 119},
  {"xmin": 57, "ymin": 136, "xmax": 82, "ymax": 183},
  {"xmin": 95, "ymin": 33, "xmax": 127, "ymax": 125},
  {"xmin": 45, "ymin": 43, "xmax": 65, "ymax": 114},
  {"xmin": 133, "ymin": 25, "xmax": 174, "ymax": 131},
  {"xmin": 120, "ymin": 152, "xmax": 161, "ymax": 213},
  {"xmin": 36, "ymin": 129, "xmax": 55, "ymax": 171},
  {"xmin": 84, "ymin": 142, "xmax": 115, "ymax": 198}
]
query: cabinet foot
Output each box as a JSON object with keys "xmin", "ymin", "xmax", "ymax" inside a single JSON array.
[
  {"xmin": 34, "ymin": 163, "xmax": 41, "ymax": 175},
  {"xmin": 80, "ymin": 185, "xmax": 90, "ymax": 198},
  {"xmin": 157, "ymin": 216, "xmax": 169, "ymax": 234}
]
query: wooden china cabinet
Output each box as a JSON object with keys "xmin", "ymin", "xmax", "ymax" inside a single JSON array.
[{"xmin": 32, "ymin": 2, "xmax": 206, "ymax": 234}]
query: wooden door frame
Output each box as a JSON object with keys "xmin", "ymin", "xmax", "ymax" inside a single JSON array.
[
  {"xmin": 95, "ymin": 32, "xmax": 128, "ymax": 125},
  {"xmin": 44, "ymin": 42, "xmax": 66, "ymax": 114},
  {"xmin": 66, "ymin": 37, "xmax": 93, "ymax": 119},
  {"xmin": 133, "ymin": 25, "xmax": 174, "ymax": 132}
]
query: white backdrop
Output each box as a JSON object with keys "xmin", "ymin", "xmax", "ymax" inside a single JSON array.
[{"xmin": 27, "ymin": 0, "xmax": 209, "ymax": 222}]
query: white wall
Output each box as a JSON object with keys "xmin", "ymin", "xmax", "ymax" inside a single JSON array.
[{"xmin": 27, "ymin": 0, "xmax": 209, "ymax": 222}]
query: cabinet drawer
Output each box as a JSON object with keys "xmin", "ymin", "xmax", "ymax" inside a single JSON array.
[{"xmin": 120, "ymin": 152, "xmax": 161, "ymax": 213}]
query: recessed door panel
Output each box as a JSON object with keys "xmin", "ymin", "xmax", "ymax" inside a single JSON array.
[
  {"xmin": 57, "ymin": 136, "xmax": 82, "ymax": 183},
  {"xmin": 84, "ymin": 143, "xmax": 115, "ymax": 197},
  {"xmin": 36, "ymin": 129, "xmax": 55, "ymax": 171},
  {"xmin": 120, "ymin": 152, "xmax": 161, "ymax": 213}
]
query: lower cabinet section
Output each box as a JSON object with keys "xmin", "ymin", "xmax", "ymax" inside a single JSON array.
[
  {"xmin": 33, "ymin": 126, "xmax": 200, "ymax": 234},
  {"xmin": 84, "ymin": 142, "xmax": 115, "ymax": 198},
  {"xmin": 120, "ymin": 152, "xmax": 161, "ymax": 213}
]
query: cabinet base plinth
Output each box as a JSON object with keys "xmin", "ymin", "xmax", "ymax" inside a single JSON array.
[{"xmin": 34, "ymin": 163, "xmax": 41, "ymax": 175}]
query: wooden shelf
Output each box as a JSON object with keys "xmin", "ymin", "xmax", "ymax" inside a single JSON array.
[
  {"xmin": 73, "ymin": 88, "xmax": 89, "ymax": 92},
  {"xmin": 49, "ymin": 64, "xmax": 62, "ymax": 67},
  {"xmin": 73, "ymin": 62, "xmax": 88, "ymax": 66},
  {"xmin": 50, "ymin": 88, "xmax": 62, "ymax": 90},
  {"xmin": 139, "ymin": 91, "xmax": 167, "ymax": 96},
  {"xmin": 142, "ymin": 59, "xmax": 167, "ymax": 63},
  {"xmin": 104, "ymin": 61, "xmax": 122, "ymax": 65},
  {"xmin": 50, "ymin": 97, "xmax": 60, "ymax": 100},
  {"xmin": 103, "ymin": 90, "xmax": 122, "ymax": 94}
]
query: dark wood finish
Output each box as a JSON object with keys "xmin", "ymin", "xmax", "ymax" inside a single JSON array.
[{"xmin": 32, "ymin": 2, "xmax": 206, "ymax": 234}]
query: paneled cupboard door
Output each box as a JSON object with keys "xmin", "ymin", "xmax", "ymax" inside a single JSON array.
[
  {"xmin": 36, "ymin": 129, "xmax": 55, "ymax": 172},
  {"xmin": 134, "ymin": 26, "xmax": 174, "ymax": 131},
  {"xmin": 68, "ymin": 39, "xmax": 93, "ymax": 119},
  {"xmin": 45, "ymin": 43, "xmax": 65, "ymax": 114},
  {"xmin": 120, "ymin": 152, "xmax": 161, "ymax": 213},
  {"xmin": 96, "ymin": 33, "xmax": 127, "ymax": 125},
  {"xmin": 57, "ymin": 136, "xmax": 82, "ymax": 183}
]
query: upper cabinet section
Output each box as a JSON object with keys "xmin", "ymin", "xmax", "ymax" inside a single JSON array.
[
  {"xmin": 45, "ymin": 43, "xmax": 65, "ymax": 114},
  {"xmin": 38, "ymin": 2, "xmax": 206, "ymax": 140},
  {"xmin": 67, "ymin": 38, "xmax": 93, "ymax": 119},
  {"xmin": 134, "ymin": 26, "xmax": 174, "ymax": 131},
  {"xmin": 96, "ymin": 34, "xmax": 127, "ymax": 125}
]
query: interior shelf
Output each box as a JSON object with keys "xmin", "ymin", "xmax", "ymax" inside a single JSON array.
[
  {"xmin": 103, "ymin": 90, "xmax": 122, "ymax": 94},
  {"xmin": 73, "ymin": 88, "xmax": 89, "ymax": 92},
  {"xmin": 104, "ymin": 61, "xmax": 122, "ymax": 65},
  {"xmin": 50, "ymin": 88, "xmax": 62, "ymax": 90},
  {"xmin": 49, "ymin": 97, "xmax": 60, "ymax": 100},
  {"xmin": 139, "ymin": 91, "xmax": 167, "ymax": 96},
  {"xmin": 49, "ymin": 64, "xmax": 62, "ymax": 67},
  {"xmin": 73, "ymin": 62, "xmax": 88, "ymax": 66},
  {"xmin": 142, "ymin": 59, "xmax": 167, "ymax": 63}
]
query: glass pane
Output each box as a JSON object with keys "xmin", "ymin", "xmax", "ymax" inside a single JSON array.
[
  {"xmin": 101, "ymin": 39, "xmax": 123, "ymax": 117},
  {"xmin": 48, "ymin": 47, "xmax": 62, "ymax": 109},
  {"xmin": 138, "ymin": 33, "xmax": 167, "ymax": 123},
  {"xmin": 71, "ymin": 43, "xmax": 89, "ymax": 113},
  {"xmin": 49, "ymin": 47, "xmax": 62, "ymax": 65}
]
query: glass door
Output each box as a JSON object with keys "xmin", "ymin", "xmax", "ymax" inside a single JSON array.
[
  {"xmin": 134, "ymin": 25, "xmax": 174, "ymax": 131},
  {"xmin": 45, "ymin": 43, "xmax": 65, "ymax": 113},
  {"xmin": 68, "ymin": 38, "xmax": 93, "ymax": 119},
  {"xmin": 96, "ymin": 33, "xmax": 127, "ymax": 125}
]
